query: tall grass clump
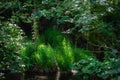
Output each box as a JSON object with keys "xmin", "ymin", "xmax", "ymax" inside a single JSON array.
[
  {"xmin": 56, "ymin": 38, "xmax": 74, "ymax": 71},
  {"xmin": 44, "ymin": 28, "xmax": 94, "ymax": 71},
  {"xmin": 44, "ymin": 28, "xmax": 74, "ymax": 70},
  {"xmin": 21, "ymin": 42, "xmax": 36, "ymax": 70},
  {"xmin": 34, "ymin": 44, "xmax": 56, "ymax": 69}
]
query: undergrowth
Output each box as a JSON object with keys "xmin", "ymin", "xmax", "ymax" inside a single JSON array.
[{"xmin": 21, "ymin": 28, "xmax": 93, "ymax": 71}]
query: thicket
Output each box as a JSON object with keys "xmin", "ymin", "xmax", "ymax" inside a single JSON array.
[{"xmin": 0, "ymin": 0, "xmax": 120, "ymax": 80}]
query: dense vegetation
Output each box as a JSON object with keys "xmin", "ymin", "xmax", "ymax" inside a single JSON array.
[{"xmin": 0, "ymin": 0, "xmax": 120, "ymax": 80}]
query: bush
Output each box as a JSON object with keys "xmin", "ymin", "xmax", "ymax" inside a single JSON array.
[
  {"xmin": 72, "ymin": 58, "xmax": 120, "ymax": 80},
  {"xmin": 0, "ymin": 22, "xmax": 25, "ymax": 72}
]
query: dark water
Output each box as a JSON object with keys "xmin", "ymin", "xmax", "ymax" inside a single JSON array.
[
  {"xmin": 25, "ymin": 74, "xmax": 79, "ymax": 80},
  {"xmin": 25, "ymin": 72, "xmax": 80, "ymax": 80},
  {"xmin": 3, "ymin": 71, "xmax": 80, "ymax": 80}
]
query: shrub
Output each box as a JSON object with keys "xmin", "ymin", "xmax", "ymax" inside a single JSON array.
[
  {"xmin": 0, "ymin": 22, "xmax": 25, "ymax": 72},
  {"xmin": 72, "ymin": 58, "xmax": 120, "ymax": 80}
]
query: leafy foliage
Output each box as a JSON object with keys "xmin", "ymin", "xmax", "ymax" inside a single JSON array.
[
  {"xmin": 72, "ymin": 58, "xmax": 120, "ymax": 80},
  {"xmin": 0, "ymin": 22, "xmax": 25, "ymax": 72},
  {"xmin": 0, "ymin": 0, "xmax": 120, "ymax": 79}
]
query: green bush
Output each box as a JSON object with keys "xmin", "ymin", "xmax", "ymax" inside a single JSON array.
[
  {"xmin": 0, "ymin": 22, "xmax": 25, "ymax": 72},
  {"xmin": 72, "ymin": 58, "xmax": 120, "ymax": 80}
]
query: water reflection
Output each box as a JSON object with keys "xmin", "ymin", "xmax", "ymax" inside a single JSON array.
[
  {"xmin": 25, "ymin": 71, "xmax": 79, "ymax": 80},
  {"xmin": 3, "ymin": 71, "xmax": 79, "ymax": 80}
]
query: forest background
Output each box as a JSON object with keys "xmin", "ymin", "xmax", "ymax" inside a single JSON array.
[{"xmin": 0, "ymin": 0, "xmax": 120, "ymax": 80}]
